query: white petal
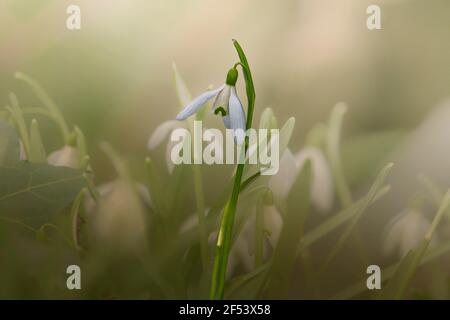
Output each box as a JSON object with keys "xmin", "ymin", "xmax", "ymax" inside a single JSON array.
[
  {"xmin": 383, "ymin": 210, "xmax": 431, "ymax": 258},
  {"xmin": 212, "ymin": 85, "xmax": 231, "ymax": 113},
  {"xmin": 294, "ymin": 146, "xmax": 334, "ymax": 213},
  {"xmin": 47, "ymin": 145, "xmax": 79, "ymax": 168},
  {"xmin": 147, "ymin": 120, "xmax": 180, "ymax": 150},
  {"xmin": 175, "ymin": 85, "xmax": 224, "ymax": 120},
  {"xmin": 19, "ymin": 140, "xmax": 27, "ymax": 161},
  {"xmin": 264, "ymin": 205, "xmax": 283, "ymax": 247},
  {"xmin": 268, "ymin": 148, "xmax": 298, "ymax": 201},
  {"xmin": 222, "ymin": 115, "xmax": 231, "ymax": 129},
  {"xmin": 165, "ymin": 140, "xmax": 175, "ymax": 174},
  {"xmin": 228, "ymin": 87, "xmax": 246, "ymax": 145}
]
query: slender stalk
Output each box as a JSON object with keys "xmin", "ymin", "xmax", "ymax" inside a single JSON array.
[{"xmin": 210, "ymin": 40, "xmax": 256, "ymax": 300}]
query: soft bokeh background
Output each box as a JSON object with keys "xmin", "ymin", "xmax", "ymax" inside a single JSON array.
[{"xmin": 2, "ymin": 0, "xmax": 450, "ymax": 298}]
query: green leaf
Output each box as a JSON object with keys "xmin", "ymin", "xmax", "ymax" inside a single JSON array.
[
  {"xmin": 326, "ymin": 103, "xmax": 352, "ymax": 208},
  {"xmin": 243, "ymin": 116, "xmax": 295, "ymax": 180},
  {"xmin": 0, "ymin": 120, "xmax": 20, "ymax": 167},
  {"xmin": 172, "ymin": 62, "xmax": 192, "ymax": 107},
  {"xmin": 225, "ymin": 263, "xmax": 270, "ymax": 299},
  {"xmin": 264, "ymin": 161, "xmax": 312, "ymax": 299},
  {"xmin": 296, "ymin": 185, "xmax": 390, "ymax": 256},
  {"xmin": 0, "ymin": 162, "xmax": 86, "ymax": 227},
  {"xmin": 258, "ymin": 107, "xmax": 278, "ymax": 131},
  {"xmin": 323, "ymin": 162, "xmax": 394, "ymax": 266}
]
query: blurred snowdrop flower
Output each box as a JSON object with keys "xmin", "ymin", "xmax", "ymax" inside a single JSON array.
[
  {"xmin": 383, "ymin": 210, "xmax": 433, "ymax": 258},
  {"xmin": 147, "ymin": 120, "xmax": 186, "ymax": 174},
  {"xmin": 175, "ymin": 67, "xmax": 246, "ymax": 145},
  {"xmin": 19, "ymin": 140, "xmax": 27, "ymax": 161},
  {"xmin": 147, "ymin": 120, "xmax": 223, "ymax": 173},
  {"xmin": 85, "ymin": 181, "xmax": 151, "ymax": 215},
  {"xmin": 269, "ymin": 147, "xmax": 334, "ymax": 213},
  {"xmin": 47, "ymin": 145, "xmax": 79, "ymax": 168},
  {"xmin": 93, "ymin": 180, "xmax": 149, "ymax": 249}
]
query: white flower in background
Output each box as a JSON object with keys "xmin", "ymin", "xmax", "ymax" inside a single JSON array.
[
  {"xmin": 47, "ymin": 145, "xmax": 79, "ymax": 168},
  {"xmin": 147, "ymin": 120, "xmax": 185, "ymax": 174},
  {"xmin": 269, "ymin": 146, "xmax": 334, "ymax": 213},
  {"xmin": 87, "ymin": 180, "xmax": 150, "ymax": 249},
  {"xmin": 175, "ymin": 68, "xmax": 246, "ymax": 145},
  {"xmin": 147, "ymin": 120, "xmax": 223, "ymax": 174},
  {"xmin": 383, "ymin": 210, "xmax": 432, "ymax": 258},
  {"xmin": 19, "ymin": 140, "xmax": 27, "ymax": 160},
  {"xmin": 85, "ymin": 181, "xmax": 151, "ymax": 215}
]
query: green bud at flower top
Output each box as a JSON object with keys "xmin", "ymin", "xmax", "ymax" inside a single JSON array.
[{"xmin": 225, "ymin": 67, "xmax": 238, "ymax": 86}]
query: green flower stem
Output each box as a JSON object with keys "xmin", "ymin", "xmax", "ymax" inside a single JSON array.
[{"xmin": 210, "ymin": 40, "xmax": 256, "ymax": 300}]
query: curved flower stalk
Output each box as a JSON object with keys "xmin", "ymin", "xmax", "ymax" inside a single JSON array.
[
  {"xmin": 383, "ymin": 209, "xmax": 435, "ymax": 258},
  {"xmin": 175, "ymin": 66, "xmax": 246, "ymax": 144},
  {"xmin": 269, "ymin": 147, "xmax": 334, "ymax": 213}
]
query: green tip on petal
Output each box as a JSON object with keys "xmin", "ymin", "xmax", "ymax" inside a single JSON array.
[{"xmin": 214, "ymin": 106, "xmax": 227, "ymax": 117}]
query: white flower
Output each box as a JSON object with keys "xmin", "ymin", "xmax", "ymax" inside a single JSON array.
[
  {"xmin": 383, "ymin": 210, "xmax": 433, "ymax": 258},
  {"xmin": 175, "ymin": 68, "xmax": 246, "ymax": 145},
  {"xmin": 147, "ymin": 120, "xmax": 184, "ymax": 174},
  {"xmin": 147, "ymin": 120, "xmax": 223, "ymax": 174},
  {"xmin": 85, "ymin": 181, "xmax": 151, "ymax": 215},
  {"xmin": 47, "ymin": 145, "xmax": 79, "ymax": 168},
  {"xmin": 87, "ymin": 180, "xmax": 150, "ymax": 249},
  {"xmin": 269, "ymin": 147, "xmax": 334, "ymax": 213}
]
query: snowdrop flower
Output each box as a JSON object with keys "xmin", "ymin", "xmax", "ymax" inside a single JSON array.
[
  {"xmin": 269, "ymin": 147, "xmax": 334, "ymax": 213},
  {"xmin": 147, "ymin": 120, "xmax": 185, "ymax": 174},
  {"xmin": 87, "ymin": 180, "xmax": 150, "ymax": 250},
  {"xmin": 85, "ymin": 181, "xmax": 151, "ymax": 215},
  {"xmin": 175, "ymin": 68, "xmax": 246, "ymax": 144},
  {"xmin": 19, "ymin": 140, "xmax": 27, "ymax": 161},
  {"xmin": 147, "ymin": 120, "xmax": 223, "ymax": 174},
  {"xmin": 383, "ymin": 210, "xmax": 433, "ymax": 258},
  {"xmin": 47, "ymin": 145, "xmax": 79, "ymax": 168}
]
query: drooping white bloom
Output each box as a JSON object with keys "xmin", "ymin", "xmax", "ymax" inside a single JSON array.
[
  {"xmin": 383, "ymin": 210, "xmax": 432, "ymax": 258},
  {"xmin": 47, "ymin": 145, "xmax": 79, "ymax": 168},
  {"xmin": 175, "ymin": 68, "xmax": 246, "ymax": 145},
  {"xmin": 269, "ymin": 147, "xmax": 334, "ymax": 213}
]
